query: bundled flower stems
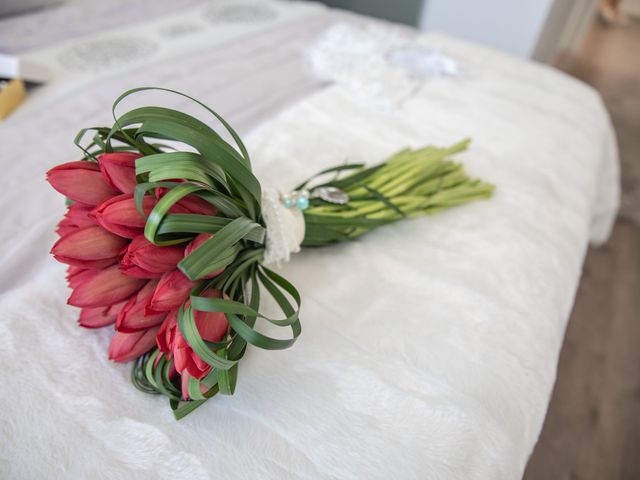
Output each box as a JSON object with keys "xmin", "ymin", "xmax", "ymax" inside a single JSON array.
[{"xmin": 46, "ymin": 88, "xmax": 493, "ymax": 419}]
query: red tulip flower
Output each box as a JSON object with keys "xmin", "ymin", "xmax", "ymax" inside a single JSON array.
[
  {"xmin": 47, "ymin": 152, "xmax": 224, "ymax": 369},
  {"xmin": 98, "ymin": 152, "xmax": 141, "ymax": 194},
  {"xmin": 156, "ymin": 289, "xmax": 229, "ymax": 399},
  {"xmin": 47, "ymin": 160, "xmax": 119, "ymax": 206},
  {"xmin": 149, "ymin": 269, "xmax": 197, "ymax": 313},
  {"xmin": 108, "ymin": 327, "xmax": 162, "ymax": 363},
  {"xmin": 121, "ymin": 236, "xmax": 185, "ymax": 278},
  {"xmin": 67, "ymin": 265, "xmax": 147, "ymax": 308},
  {"xmin": 52, "ymin": 225, "xmax": 128, "ymax": 269},
  {"xmin": 56, "ymin": 203, "xmax": 94, "ymax": 236},
  {"xmin": 92, "ymin": 193, "xmax": 156, "ymax": 239},
  {"xmin": 79, "ymin": 301, "xmax": 127, "ymax": 329}
]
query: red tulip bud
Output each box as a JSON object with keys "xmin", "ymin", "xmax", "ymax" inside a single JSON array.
[
  {"xmin": 92, "ymin": 193, "xmax": 198, "ymax": 239},
  {"xmin": 116, "ymin": 280, "xmax": 168, "ymax": 332},
  {"xmin": 120, "ymin": 235, "xmax": 185, "ymax": 278},
  {"xmin": 172, "ymin": 289, "xmax": 229, "ymax": 380},
  {"xmin": 68, "ymin": 264, "xmax": 146, "ymax": 308},
  {"xmin": 98, "ymin": 152, "xmax": 141, "ymax": 194},
  {"xmin": 156, "ymin": 309, "xmax": 178, "ymax": 355},
  {"xmin": 79, "ymin": 301, "xmax": 126, "ymax": 328},
  {"xmin": 47, "ymin": 161, "xmax": 119, "ymax": 206},
  {"xmin": 149, "ymin": 269, "xmax": 195, "ymax": 312},
  {"xmin": 108, "ymin": 326, "xmax": 160, "ymax": 363},
  {"xmin": 92, "ymin": 194, "xmax": 155, "ymax": 239},
  {"xmin": 174, "ymin": 329, "xmax": 211, "ymax": 379},
  {"xmin": 56, "ymin": 203, "xmax": 95, "ymax": 236},
  {"xmin": 193, "ymin": 289, "xmax": 229, "ymax": 343},
  {"xmin": 66, "ymin": 266, "xmax": 93, "ymax": 289},
  {"xmin": 52, "ymin": 225, "xmax": 128, "ymax": 269}
]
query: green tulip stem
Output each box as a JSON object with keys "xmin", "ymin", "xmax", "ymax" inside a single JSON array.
[{"xmin": 301, "ymin": 140, "xmax": 493, "ymax": 246}]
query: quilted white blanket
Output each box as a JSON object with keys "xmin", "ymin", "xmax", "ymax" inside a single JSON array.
[{"xmin": 0, "ymin": 2, "xmax": 618, "ymax": 479}]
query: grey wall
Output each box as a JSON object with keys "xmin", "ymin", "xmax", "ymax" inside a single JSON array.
[
  {"xmin": 0, "ymin": 0, "xmax": 62, "ymax": 18},
  {"xmin": 419, "ymin": 0, "xmax": 554, "ymax": 58},
  {"xmin": 319, "ymin": 0, "xmax": 425, "ymax": 27}
]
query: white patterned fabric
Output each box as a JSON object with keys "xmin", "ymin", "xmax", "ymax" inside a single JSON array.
[
  {"xmin": 0, "ymin": 3, "xmax": 619, "ymax": 480},
  {"xmin": 308, "ymin": 22, "xmax": 461, "ymax": 110}
]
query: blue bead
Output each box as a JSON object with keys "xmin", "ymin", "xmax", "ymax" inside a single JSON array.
[
  {"xmin": 283, "ymin": 197, "xmax": 293, "ymax": 209},
  {"xmin": 296, "ymin": 196, "xmax": 309, "ymax": 210}
]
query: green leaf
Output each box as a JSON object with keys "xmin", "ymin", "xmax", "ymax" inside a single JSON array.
[
  {"xmin": 178, "ymin": 216, "xmax": 264, "ymax": 280},
  {"xmin": 178, "ymin": 306, "xmax": 237, "ymax": 371},
  {"xmin": 136, "ymin": 151, "xmax": 227, "ymax": 187},
  {"xmin": 295, "ymin": 163, "xmax": 365, "ymax": 190},
  {"xmin": 145, "ymin": 183, "xmax": 205, "ymax": 245},
  {"xmin": 108, "ymin": 88, "xmax": 261, "ymax": 220},
  {"xmin": 363, "ymin": 185, "xmax": 406, "ymax": 218}
]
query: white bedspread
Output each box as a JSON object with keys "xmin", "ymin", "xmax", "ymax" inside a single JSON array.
[{"xmin": 0, "ymin": 2, "xmax": 619, "ymax": 479}]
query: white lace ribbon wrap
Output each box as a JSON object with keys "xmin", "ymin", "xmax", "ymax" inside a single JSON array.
[{"xmin": 261, "ymin": 187, "xmax": 305, "ymax": 266}]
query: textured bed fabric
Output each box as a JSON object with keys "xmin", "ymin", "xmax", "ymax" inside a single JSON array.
[
  {"xmin": 0, "ymin": 2, "xmax": 619, "ymax": 480},
  {"xmin": 0, "ymin": 0, "xmax": 204, "ymax": 53}
]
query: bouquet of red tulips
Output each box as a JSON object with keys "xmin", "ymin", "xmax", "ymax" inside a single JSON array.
[{"xmin": 47, "ymin": 88, "xmax": 493, "ymax": 418}]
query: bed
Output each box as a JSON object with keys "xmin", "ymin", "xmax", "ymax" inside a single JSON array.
[{"xmin": 0, "ymin": 1, "xmax": 619, "ymax": 479}]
